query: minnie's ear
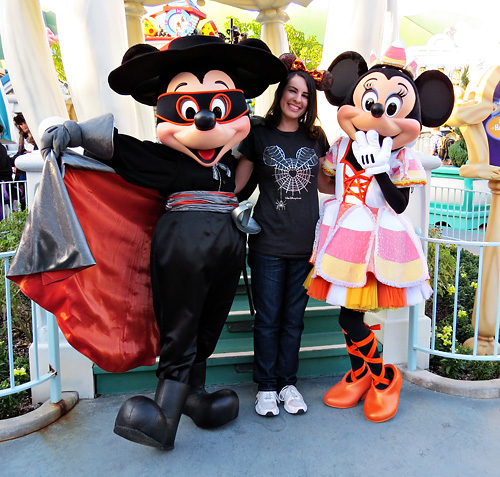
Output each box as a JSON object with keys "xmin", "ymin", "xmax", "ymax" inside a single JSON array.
[
  {"xmin": 279, "ymin": 52, "xmax": 297, "ymax": 71},
  {"xmin": 325, "ymin": 51, "xmax": 367, "ymax": 106},
  {"xmin": 415, "ymin": 70, "xmax": 455, "ymax": 127}
]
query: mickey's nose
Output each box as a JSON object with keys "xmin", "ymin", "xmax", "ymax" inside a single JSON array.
[
  {"xmin": 370, "ymin": 103, "xmax": 384, "ymax": 118},
  {"xmin": 194, "ymin": 110, "xmax": 216, "ymax": 131}
]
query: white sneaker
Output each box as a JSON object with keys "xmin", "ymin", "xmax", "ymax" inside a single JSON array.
[
  {"xmin": 255, "ymin": 391, "xmax": 279, "ymax": 416},
  {"xmin": 279, "ymin": 385, "xmax": 307, "ymax": 414}
]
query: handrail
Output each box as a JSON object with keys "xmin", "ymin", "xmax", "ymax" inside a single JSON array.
[
  {"xmin": 408, "ymin": 228, "xmax": 500, "ymax": 371},
  {"xmin": 0, "ymin": 251, "xmax": 62, "ymax": 405}
]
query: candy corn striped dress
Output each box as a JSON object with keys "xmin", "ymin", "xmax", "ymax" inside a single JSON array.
[{"xmin": 306, "ymin": 136, "xmax": 432, "ymax": 312}]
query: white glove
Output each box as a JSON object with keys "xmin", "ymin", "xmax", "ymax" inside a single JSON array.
[{"xmin": 352, "ymin": 130, "xmax": 392, "ymax": 176}]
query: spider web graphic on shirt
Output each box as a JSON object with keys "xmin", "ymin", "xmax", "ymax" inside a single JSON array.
[{"xmin": 263, "ymin": 145, "xmax": 318, "ymax": 209}]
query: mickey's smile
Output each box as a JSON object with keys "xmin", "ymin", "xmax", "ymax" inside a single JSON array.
[{"xmin": 190, "ymin": 146, "xmax": 224, "ymax": 165}]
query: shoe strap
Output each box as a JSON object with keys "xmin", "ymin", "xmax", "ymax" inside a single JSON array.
[
  {"xmin": 371, "ymin": 366, "xmax": 390, "ymax": 387},
  {"xmin": 350, "ymin": 363, "xmax": 367, "ymax": 382},
  {"xmin": 351, "ymin": 325, "xmax": 382, "ymax": 365},
  {"xmin": 345, "ymin": 341, "xmax": 364, "ymax": 359}
]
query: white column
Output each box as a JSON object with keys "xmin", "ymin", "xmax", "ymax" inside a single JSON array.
[
  {"xmin": 318, "ymin": 0, "xmax": 395, "ymax": 144},
  {"xmin": 255, "ymin": 8, "xmax": 290, "ymax": 117},
  {"xmin": 123, "ymin": 1, "xmax": 156, "ymax": 141},
  {"xmin": 124, "ymin": 1, "xmax": 147, "ymax": 47},
  {"xmin": 0, "ymin": 0, "xmax": 69, "ymax": 145},
  {"xmin": 320, "ymin": 0, "xmax": 389, "ymax": 69},
  {"xmin": 56, "ymin": 0, "xmax": 139, "ymax": 136}
]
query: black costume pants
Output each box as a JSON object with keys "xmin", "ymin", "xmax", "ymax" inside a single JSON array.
[{"xmin": 151, "ymin": 210, "xmax": 245, "ymax": 382}]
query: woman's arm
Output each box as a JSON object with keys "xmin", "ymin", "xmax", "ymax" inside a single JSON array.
[
  {"xmin": 234, "ymin": 155, "xmax": 255, "ymax": 194},
  {"xmin": 317, "ymin": 156, "xmax": 336, "ymax": 195}
]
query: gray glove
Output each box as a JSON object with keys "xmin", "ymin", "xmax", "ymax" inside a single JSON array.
[
  {"xmin": 40, "ymin": 114, "xmax": 114, "ymax": 160},
  {"xmin": 40, "ymin": 122, "xmax": 80, "ymax": 160}
]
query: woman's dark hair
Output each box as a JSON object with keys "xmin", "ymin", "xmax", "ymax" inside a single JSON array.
[
  {"xmin": 265, "ymin": 70, "xmax": 321, "ymax": 139},
  {"xmin": 13, "ymin": 113, "xmax": 25, "ymax": 126}
]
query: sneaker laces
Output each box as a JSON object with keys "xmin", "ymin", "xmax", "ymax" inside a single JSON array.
[
  {"xmin": 279, "ymin": 385, "xmax": 302, "ymax": 402},
  {"xmin": 257, "ymin": 391, "xmax": 278, "ymax": 403}
]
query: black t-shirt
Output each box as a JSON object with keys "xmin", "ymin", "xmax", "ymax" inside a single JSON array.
[
  {"xmin": 238, "ymin": 124, "xmax": 329, "ymax": 259},
  {"xmin": 108, "ymin": 131, "xmax": 237, "ymax": 196}
]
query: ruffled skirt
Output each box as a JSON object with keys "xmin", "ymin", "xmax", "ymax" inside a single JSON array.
[{"xmin": 306, "ymin": 199, "xmax": 432, "ymax": 312}]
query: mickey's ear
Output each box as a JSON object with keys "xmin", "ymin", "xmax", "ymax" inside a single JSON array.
[
  {"xmin": 325, "ymin": 51, "xmax": 368, "ymax": 106},
  {"xmin": 110, "ymin": 43, "xmax": 162, "ymax": 106},
  {"xmin": 415, "ymin": 70, "xmax": 455, "ymax": 127}
]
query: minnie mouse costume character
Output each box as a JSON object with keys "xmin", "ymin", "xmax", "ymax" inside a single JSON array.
[
  {"xmin": 8, "ymin": 35, "xmax": 286, "ymax": 449},
  {"xmin": 306, "ymin": 42, "xmax": 454, "ymax": 422}
]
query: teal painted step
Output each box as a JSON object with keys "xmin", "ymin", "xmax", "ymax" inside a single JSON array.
[{"xmin": 94, "ymin": 295, "xmax": 375, "ymax": 395}]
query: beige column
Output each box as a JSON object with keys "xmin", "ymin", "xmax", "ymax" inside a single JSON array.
[
  {"xmin": 447, "ymin": 65, "xmax": 500, "ymax": 355},
  {"xmin": 123, "ymin": 1, "xmax": 156, "ymax": 141},
  {"xmin": 0, "ymin": 0, "xmax": 69, "ymax": 145},
  {"xmin": 464, "ymin": 179, "xmax": 500, "ymax": 354},
  {"xmin": 255, "ymin": 8, "xmax": 290, "ymax": 117},
  {"xmin": 56, "ymin": 0, "xmax": 139, "ymax": 136},
  {"xmin": 124, "ymin": 1, "xmax": 147, "ymax": 47}
]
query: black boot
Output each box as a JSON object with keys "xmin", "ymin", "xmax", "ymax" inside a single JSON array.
[
  {"xmin": 183, "ymin": 361, "xmax": 239, "ymax": 429},
  {"xmin": 114, "ymin": 379, "xmax": 189, "ymax": 450}
]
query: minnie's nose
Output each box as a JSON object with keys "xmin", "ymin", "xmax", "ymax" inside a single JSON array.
[{"xmin": 370, "ymin": 103, "xmax": 384, "ymax": 118}]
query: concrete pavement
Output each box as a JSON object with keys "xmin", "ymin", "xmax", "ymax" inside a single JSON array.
[{"xmin": 1, "ymin": 372, "xmax": 499, "ymax": 477}]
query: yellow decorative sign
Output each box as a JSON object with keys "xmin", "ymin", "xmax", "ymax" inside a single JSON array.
[{"xmin": 448, "ymin": 65, "xmax": 500, "ymax": 179}]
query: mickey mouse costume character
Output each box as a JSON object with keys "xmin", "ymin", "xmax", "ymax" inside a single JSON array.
[
  {"xmin": 306, "ymin": 42, "xmax": 454, "ymax": 422},
  {"xmin": 8, "ymin": 35, "xmax": 286, "ymax": 449}
]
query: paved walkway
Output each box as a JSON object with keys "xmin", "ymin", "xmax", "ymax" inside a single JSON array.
[{"xmin": 1, "ymin": 375, "xmax": 499, "ymax": 477}]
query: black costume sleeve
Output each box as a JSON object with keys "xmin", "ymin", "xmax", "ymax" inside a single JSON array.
[
  {"xmin": 374, "ymin": 173, "xmax": 410, "ymax": 214},
  {"xmin": 106, "ymin": 131, "xmax": 179, "ymax": 190}
]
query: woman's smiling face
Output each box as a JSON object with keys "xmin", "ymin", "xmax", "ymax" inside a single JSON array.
[{"xmin": 280, "ymin": 74, "xmax": 309, "ymax": 123}]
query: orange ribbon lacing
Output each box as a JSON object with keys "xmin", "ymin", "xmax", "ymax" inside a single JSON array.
[
  {"xmin": 344, "ymin": 324, "xmax": 389, "ymax": 386},
  {"xmin": 342, "ymin": 162, "xmax": 372, "ymax": 205}
]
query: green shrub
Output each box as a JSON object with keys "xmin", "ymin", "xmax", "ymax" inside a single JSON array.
[
  {"xmin": 0, "ymin": 210, "xmax": 31, "ymax": 342},
  {"xmin": 448, "ymin": 128, "xmax": 468, "ymax": 167},
  {"xmin": 0, "ymin": 339, "xmax": 31, "ymax": 419},
  {"xmin": 0, "ymin": 211, "xmax": 33, "ymax": 419},
  {"xmin": 431, "ymin": 345, "xmax": 471, "ymax": 380},
  {"xmin": 427, "ymin": 229, "xmax": 457, "ymax": 298}
]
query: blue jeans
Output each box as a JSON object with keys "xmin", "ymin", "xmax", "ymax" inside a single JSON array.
[{"xmin": 248, "ymin": 249, "xmax": 311, "ymax": 391}]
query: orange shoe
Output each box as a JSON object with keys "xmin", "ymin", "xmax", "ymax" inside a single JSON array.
[
  {"xmin": 363, "ymin": 364, "xmax": 402, "ymax": 422},
  {"xmin": 324, "ymin": 367, "xmax": 372, "ymax": 409}
]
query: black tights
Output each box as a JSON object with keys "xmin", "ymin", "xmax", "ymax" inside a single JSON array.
[{"xmin": 338, "ymin": 307, "xmax": 385, "ymax": 385}]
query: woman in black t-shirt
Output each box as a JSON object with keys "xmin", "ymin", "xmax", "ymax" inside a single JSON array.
[{"xmin": 236, "ymin": 56, "xmax": 334, "ymax": 417}]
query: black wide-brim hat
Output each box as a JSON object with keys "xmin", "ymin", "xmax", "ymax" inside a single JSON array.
[{"xmin": 108, "ymin": 35, "xmax": 287, "ymax": 106}]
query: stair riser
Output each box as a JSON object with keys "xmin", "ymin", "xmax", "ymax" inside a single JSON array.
[{"xmin": 94, "ymin": 351, "xmax": 352, "ymax": 394}]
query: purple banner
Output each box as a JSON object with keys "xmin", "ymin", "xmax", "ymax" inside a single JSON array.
[{"xmin": 484, "ymin": 81, "xmax": 500, "ymax": 167}]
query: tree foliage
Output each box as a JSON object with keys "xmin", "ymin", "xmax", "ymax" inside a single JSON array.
[
  {"xmin": 51, "ymin": 41, "xmax": 67, "ymax": 84},
  {"xmin": 223, "ymin": 18, "xmax": 323, "ymax": 69}
]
